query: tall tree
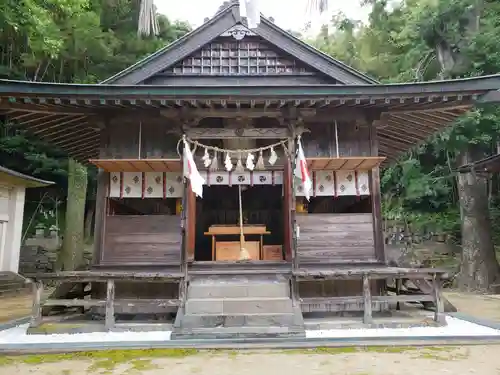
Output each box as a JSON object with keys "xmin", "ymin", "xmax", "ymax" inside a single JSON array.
[{"xmin": 60, "ymin": 159, "xmax": 88, "ymax": 271}]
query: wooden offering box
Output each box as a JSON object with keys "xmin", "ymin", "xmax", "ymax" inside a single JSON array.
[
  {"xmin": 216, "ymin": 241, "xmax": 260, "ymax": 261},
  {"xmin": 263, "ymin": 245, "xmax": 283, "ymax": 260}
]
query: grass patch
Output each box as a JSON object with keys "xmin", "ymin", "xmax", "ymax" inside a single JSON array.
[
  {"xmin": 280, "ymin": 346, "xmax": 456, "ymax": 355},
  {"xmin": 0, "ymin": 348, "xmax": 198, "ymax": 369},
  {"xmin": 413, "ymin": 347, "xmax": 468, "ymax": 361},
  {"xmin": 28, "ymin": 323, "xmax": 90, "ymax": 334},
  {"xmin": 0, "ymin": 346, "xmax": 461, "ymax": 371}
]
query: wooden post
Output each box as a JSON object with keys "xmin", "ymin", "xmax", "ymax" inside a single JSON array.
[
  {"xmin": 395, "ymin": 278, "xmax": 402, "ymax": 311},
  {"xmin": 30, "ymin": 281, "xmax": 43, "ymax": 328},
  {"xmin": 179, "ymin": 180, "xmax": 189, "ymax": 307},
  {"xmin": 362, "ymin": 273, "xmax": 373, "ymax": 324},
  {"xmin": 92, "ymin": 169, "xmax": 109, "ymax": 266},
  {"xmin": 432, "ymin": 273, "xmax": 445, "ymax": 324},
  {"xmin": 368, "ymin": 122, "xmax": 385, "ymax": 263},
  {"xmin": 186, "ymin": 181, "xmax": 196, "ymax": 262},
  {"xmin": 105, "ymin": 279, "xmax": 115, "ymax": 330}
]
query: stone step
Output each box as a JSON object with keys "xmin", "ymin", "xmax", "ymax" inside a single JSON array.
[
  {"xmin": 188, "ymin": 282, "xmax": 289, "ymax": 299},
  {"xmin": 179, "ymin": 313, "xmax": 302, "ymax": 328},
  {"xmin": 189, "ymin": 274, "xmax": 289, "ymax": 286},
  {"xmin": 185, "ymin": 297, "xmax": 293, "ymax": 315},
  {"xmin": 172, "ymin": 325, "xmax": 306, "ymax": 340},
  {"xmin": 188, "ymin": 275, "xmax": 290, "ymax": 299}
]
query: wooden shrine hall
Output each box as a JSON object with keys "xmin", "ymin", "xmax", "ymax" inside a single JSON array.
[{"xmin": 2, "ymin": 1, "xmax": 500, "ymax": 338}]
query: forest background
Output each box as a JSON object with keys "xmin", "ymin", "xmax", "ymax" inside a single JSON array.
[{"xmin": 1, "ymin": 0, "xmax": 499, "ymax": 291}]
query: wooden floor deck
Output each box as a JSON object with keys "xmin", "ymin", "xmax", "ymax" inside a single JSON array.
[{"xmin": 22, "ymin": 263, "xmax": 448, "ymax": 333}]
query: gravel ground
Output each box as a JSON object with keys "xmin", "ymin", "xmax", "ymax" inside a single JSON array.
[
  {"xmin": 1, "ymin": 291, "xmax": 500, "ymax": 374},
  {"xmin": 1, "ymin": 346, "xmax": 499, "ymax": 375}
]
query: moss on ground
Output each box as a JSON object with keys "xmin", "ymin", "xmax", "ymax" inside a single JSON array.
[
  {"xmin": 0, "ymin": 346, "xmax": 461, "ymax": 372},
  {"xmin": 0, "ymin": 348, "xmax": 197, "ymax": 369}
]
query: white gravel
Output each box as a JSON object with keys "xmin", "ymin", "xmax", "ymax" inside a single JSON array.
[
  {"xmin": 0, "ymin": 316, "xmax": 497, "ymax": 345},
  {"xmin": 306, "ymin": 315, "xmax": 500, "ymax": 338}
]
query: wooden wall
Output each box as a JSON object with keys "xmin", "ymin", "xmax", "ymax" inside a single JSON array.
[
  {"xmin": 302, "ymin": 121, "xmax": 371, "ymax": 158},
  {"xmin": 101, "ymin": 215, "xmax": 181, "ymax": 266},
  {"xmin": 296, "ymin": 213, "xmax": 376, "ymax": 264},
  {"xmin": 100, "ymin": 121, "xmax": 179, "ymax": 159},
  {"xmin": 99, "ymin": 118, "xmax": 371, "ymax": 160}
]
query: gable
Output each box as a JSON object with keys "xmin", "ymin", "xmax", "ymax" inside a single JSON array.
[
  {"xmin": 103, "ymin": 4, "xmax": 377, "ymax": 86},
  {"xmin": 143, "ymin": 26, "xmax": 337, "ymax": 85}
]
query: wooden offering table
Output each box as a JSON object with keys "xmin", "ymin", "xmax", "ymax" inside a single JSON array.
[{"xmin": 204, "ymin": 225, "xmax": 271, "ymax": 261}]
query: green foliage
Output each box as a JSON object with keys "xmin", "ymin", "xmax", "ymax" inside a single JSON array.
[
  {"xmin": 0, "ymin": 1, "xmax": 192, "ymax": 237},
  {"xmin": 309, "ymin": 0, "xmax": 500, "ymax": 242}
]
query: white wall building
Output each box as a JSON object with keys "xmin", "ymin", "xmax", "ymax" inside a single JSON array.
[{"xmin": 0, "ymin": 166, "xmax": 53, "ymax": 273}]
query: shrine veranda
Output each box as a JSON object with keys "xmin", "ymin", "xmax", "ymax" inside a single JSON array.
[{"xmin": 1, "ymin": 2, "xmax": 500, "ymax": 337}]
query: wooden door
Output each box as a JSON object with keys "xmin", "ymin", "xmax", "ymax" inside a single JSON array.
[{"xmin": 283, "ymin": 160, "xmax": 292, "ymax": 261}]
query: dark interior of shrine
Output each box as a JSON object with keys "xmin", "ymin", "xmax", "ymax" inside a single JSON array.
[
  {"xmin": 306, "ymin": 195, "xmax": 372, "ymax": 214},
  {"xmin": 194, "ymin": 185, "xmax": 284, "ymax": 261}
]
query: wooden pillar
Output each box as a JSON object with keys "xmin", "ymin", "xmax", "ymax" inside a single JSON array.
[
  {"xmin": 432, "ymin": 273, "xmax": 445, "ymax": 324},
  {"xmin": 368, "ymin": 122, "xmax": 385, "ymax": 263},
  {"xmin": 105, "ymin": 279, "xmax": 115, "ymax": 330},
  {"xmin": 179, "ymin": 181, "xmax": 188, "ymax": 306},
  {"xmin": 362, "ymin": 274, "xmax": 373, "ymax": 324},
  {"xmin": 30, "ymin": 280, "xmax": 43, "ymax": 328},
  {"xmin": 186, "ymin": 182, "xmax": 196, "ymax": 262},
  {"xmin": 283, "ymin": 159, "xmax": 292, "ymax": 261},
  {"xmin": 92, "ymin": 169, "xmax": 109, "ymax": 266},
  {"xmin": 395, "ymin": 278, "xmax": 402, "ymax": 311}
]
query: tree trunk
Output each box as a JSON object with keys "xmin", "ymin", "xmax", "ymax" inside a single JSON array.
[
  {"xmin": 456, "ymin": 147, "xmax": 500, "ymax": 292},
  {"xmin": 84, "ymin": 202, "xmax": 95, "ymax": 241},
  {"xmin": 59, "ymin": 158, "xmax": 88, "ymax": 271}
]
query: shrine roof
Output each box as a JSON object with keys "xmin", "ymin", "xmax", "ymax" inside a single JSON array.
[
  {"xmin": 0, "ymin": 74, "xmax": 499, "ymax": 163},
  {"xmin": 0, "ymin": 166, "xmax": 54, "ymax": 188},
  {"xmin": 100, "ymin": 1, "xmax": 377, "ymax": 85},
  {"xmin": 0, "ymin": 73, "xmax": 498, "ymax": 97}
]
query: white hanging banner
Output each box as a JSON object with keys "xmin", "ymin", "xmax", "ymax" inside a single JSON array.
[
  {"xmin": 183, "ymin": 138, "xmax": 205, "ymax": 198},
  {"xmin": 243, "ymin": 0, "xmax": 261, "ymax": 29},
  {"xmin": 294, "ymin": 136, "xmax": 312, "ymax": 201}
]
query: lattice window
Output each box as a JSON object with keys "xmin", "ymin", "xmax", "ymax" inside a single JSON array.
[{"xmin": 165, "ymin": 37, "xmax": 314, "ymax": 75}]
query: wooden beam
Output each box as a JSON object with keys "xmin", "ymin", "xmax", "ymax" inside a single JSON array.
[
  {"xmin": 369, "ymin": 124, "xmax": 385, "ymax": 263},
  {"xmin": 30, "ymin": 281, "xmax": 43, "ymax": 328},
  {"xmin": 93, "ymin": 168, "xmax": 108, "ymax": 266},
  {"xmin": 30, "ymin": 116, "xmax": 89, "ymax": 135},
  {"xmin": 0, "ymin": 102, "xmax": 94, "ymax": 115},
  {"xmin": 52, "ymin": 135, "xmax": 100, "ymax": 150},
  {"xmin": 362, "ymin": 274, "xmax": 373, "ymax": 324},
  {"xmin": 17, "ymin": 114, "xmax": 63, "ymax": 127},
  {"xmin": 186, "ymin": 127, "xmax": 293, "ymax": 139},
  {"xmin": 43, "ymin": 299, "xmax": 106, "ymax": 307},
  {"xmin": 161, "ymin": 108, "xmax": 316, "ymax": 119},
  {"xmin": 45, "ymin": 124, "xmax": 96, "ymax": 143},
  {"xmin": 388, "ymin": 115, "xmax": 442, "ymax": 133},
  {"xmin": 384, "ymin": 102, "xmax": 471, "ymax": 115},
  {"xmin": 105, "ymin": 279, "xmax": 115, "ymax": 330},
  {"xmin": 385, "ymin": 118, "xmax": 436, "ymax": 137},
  {"xmin": 432, "ymin": 274, "xmax": 446, "ymax": 324},
  {"xmin": 402, "ymin": 112, "xmax": 450, "ymax": 128}
]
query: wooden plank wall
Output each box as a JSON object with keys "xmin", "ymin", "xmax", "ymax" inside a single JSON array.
[
  {"xmin": 101, "ymin": 215, "xmax": 181, "ymax": 265},
  {"xmin": 296, "ymin": 213, "xmax": 376, "ymax": 264}
]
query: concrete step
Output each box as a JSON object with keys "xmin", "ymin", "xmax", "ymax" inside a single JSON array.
[
  {"xmin": 188, "ymin": 282, "xmax": 289, "ymax": 299},
  {"xmin": 179, "ymin": 313, "xmax": 302, "ymax": 328},
  {"xmin": 185, "ymin": 297, "xmax": 293, "ymax": 315},
  {"xmin": 172, "ymin": 326, "xmax": 306, "ymax": 340},
  {"xmin": 188, "ymin": 275, "xmax": 290, "ymax": 299}
]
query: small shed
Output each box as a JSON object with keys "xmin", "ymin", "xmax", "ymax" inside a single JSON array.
[{"xmin": 0, "ymin": 166, "xmax": 53, "ymax": 273}]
